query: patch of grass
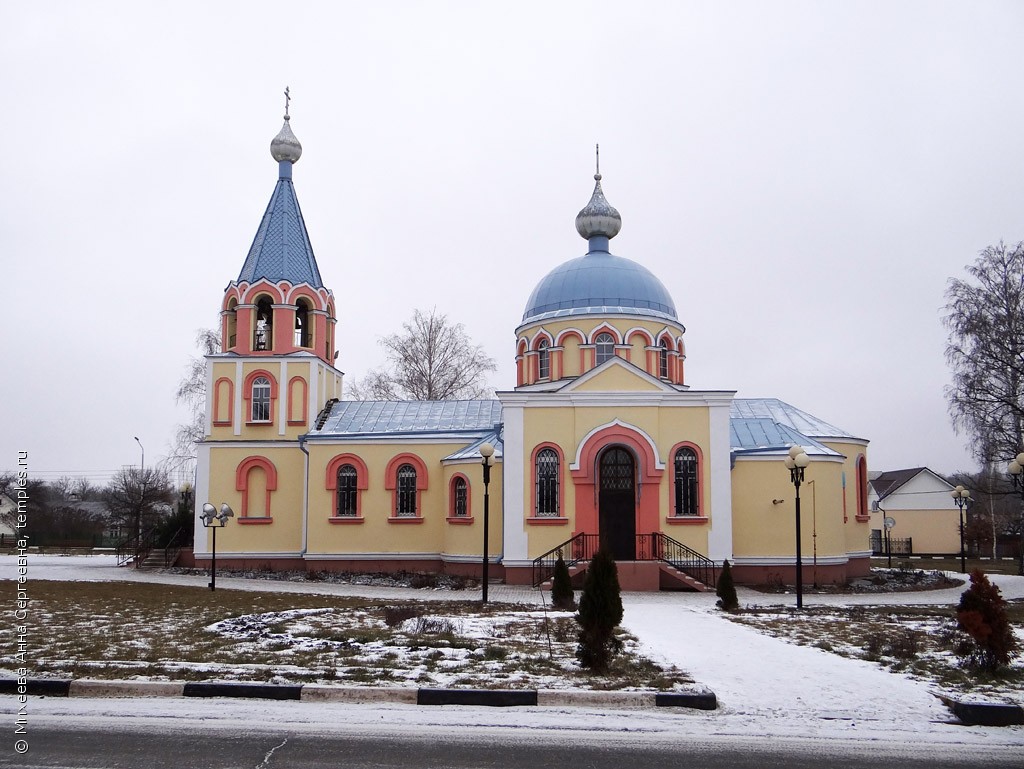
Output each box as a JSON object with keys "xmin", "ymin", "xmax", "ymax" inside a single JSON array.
[{"xmin": 0, "ymin": 581, "xmax": 688, "ymax": 690}]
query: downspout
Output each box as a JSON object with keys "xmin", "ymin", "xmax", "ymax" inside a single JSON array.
[{"xmin": 299, "ymin": 434, "xmax": 310, "ymax": 561}]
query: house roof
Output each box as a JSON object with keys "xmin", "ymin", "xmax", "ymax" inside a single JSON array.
[{"xmin": 869, "ymin": 467, "xmax": 950, "ymax": 500}]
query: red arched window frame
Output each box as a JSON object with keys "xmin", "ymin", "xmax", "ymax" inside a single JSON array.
[
  {"xmin": 855, "ymin": 455, "xmax": 870, "ymax": 521},
  {"xmin": 528, "ymin": 443, "xmax": 567, "ymax": 524},
  {"xmin": 667, "ymin": 441, "xmax": 707, "ymax": 524},
  {"xmin": 212, "ymin": 377, "xmax": 234, "ymax": 426},
  {"xmin": 447, "ymin": 472, "xmax": 473, "ymax": 524},
  {"xmin": 242, "ymin": 369, "xmax": 279, "ymax": 425},
  {"xmin": 325, "ymin": 454, "xmax": 370, "ymax": 523},
  {"xmin": 235, "ymin": 456, "xmax": 278, "ymax": 522},
  {"xmin": 385, "ymin": 453, "xmax": 429, "ymax": 523},
  {"xmin": 287, "ymin": 376, "xmax": 308, "ymax": 425}
]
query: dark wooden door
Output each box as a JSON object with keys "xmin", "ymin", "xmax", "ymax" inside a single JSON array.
[{"xmin": 599, "ymin": 447, "xmax": 636, "ymax": 560}]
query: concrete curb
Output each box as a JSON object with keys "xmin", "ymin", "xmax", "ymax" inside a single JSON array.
[{"xmin": 1, "ymin": 678, "xmax": 716, "ymax": 711}]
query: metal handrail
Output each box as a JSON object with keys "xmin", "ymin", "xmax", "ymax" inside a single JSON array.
[
  {"xmin": 115, "ymin": 527, "xmax": 158, "ymax": 567},
  {"xmin": 641, "ymin": 532, "xmax": 718, "ymax": 589},
  {"xmin": 531, "ymin": 532, "xmax": 600, "ymax": 587}
]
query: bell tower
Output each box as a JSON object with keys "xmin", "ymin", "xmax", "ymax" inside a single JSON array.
[{"xmin": 205, "ymin": 91, "xmax": 343, "ymax": 441}]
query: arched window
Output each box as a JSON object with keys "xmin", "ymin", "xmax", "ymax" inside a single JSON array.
[
  {"xmin": 856, "ymin": 456, "xmax": 869, "ymax": 519},
  {"xmin": 254, "ymin": 296, "xmax": 273, "ymax": 351},
  {"xmin": 294, "ymin": 298, "xmax": 311, "ymax": 348},
  {"xmin": 453, "ymin": 476, "xmax": 468, "ymax": 517},
  {"xmin": 536, "ymin": 448, "xmax": 560, "ymax": 517},
  {"xmin": 537, "ymin": 338, "xmax": 550, "ymax": 380},
  {"xmin": 251, "ymin": 377, "xmax": 271, "ymax": 422},
  {"xmin": 674, "ymin": 447, "xmax": 699, "ymax": 516},
  {"xmin": 659, "ymin": 338, "xmax": 669, "ymax": 379},
  {"xmin": 396, "ymin": 464, "xmax": 418, "ymax": 517},
  {"xmin": 595, "ymin": 332, "xmax": 615, "ymax": 365},
  {"xmin": 336, "ymin": 464, "xmax": 358, "ymax": 517}
]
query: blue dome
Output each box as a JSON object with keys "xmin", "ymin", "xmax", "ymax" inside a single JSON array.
[{"xmin": 522, "ymin": 244, "xmax": 677, "ymax": 324}]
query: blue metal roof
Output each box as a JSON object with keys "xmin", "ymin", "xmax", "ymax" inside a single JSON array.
[
  {"xmin": 731, "ymin": 398, "xmax": 859, "ymax": 441},
  {"xmin": 236, "ymin": 169, "xmax": 324, "ymax": 288},
  {"xmin": 521, "ymin": 244, "xmax": 677, "ymax": 325},
  {"xmin": 311, "ymin": 400, "xmax": 502, "ymax": 437}
]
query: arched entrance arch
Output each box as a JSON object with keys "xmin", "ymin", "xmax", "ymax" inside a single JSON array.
[{"xmin": 570, "ymin": 422, "xmax": 665, "ymax": 560}]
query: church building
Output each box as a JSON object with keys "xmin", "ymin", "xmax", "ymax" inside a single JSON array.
[{"xmin": 193, "ymin": 107, "xmax": 872, "ymax": 590}]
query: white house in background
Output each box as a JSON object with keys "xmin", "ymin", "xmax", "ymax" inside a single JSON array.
[{"xmin": 867, "ymin": 468, "xmax": 959, "ymax": 556}]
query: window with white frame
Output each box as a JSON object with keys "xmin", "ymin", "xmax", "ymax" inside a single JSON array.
[
  {"xmin": 595, "ymin": 332, "xmax": 615, "ymax": 365},
  {"xmin": 673, "ymin": 447, "xmax": 699, "ymax": 516},
  {"xmin": 251, "ymin": 377, "xmax": 271, "ymax": 422}
]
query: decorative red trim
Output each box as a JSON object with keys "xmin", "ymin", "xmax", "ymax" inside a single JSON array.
[
  {"xmin": 449, "ymin": 473, "xmax": 472, "ymax": 519},
  {"xmin": 626, "ymin": 328, "xmax": 654, "ymax": 346},
  {"xmin": 241, "ymin": 282, "xmax": 285, "ymax": 305},
  {"xmin": 589, "ymin": 323, "xmax": 622, "ymax": 344},
  {"xmin": 212, "ymin": 377, "xmax": 234, "ymax": 426},
  {"xmin": 385, "ymin": 453, "xmax": 429, "ymax": 519},
  {"xmin": 668, "ymin": 441, "xmax": 705, "ymax": 518},
  {"xmin": 237, "ymin": 517, "xmax": 273, "ymax": 525},
  {"xmin": 325, "ymin": 454, "xmax": 369, "ymax": 519},
  {"xmin": 570, "ymin": 424, "xmax": 665, "ymax": 540},
  {"xmin": 446, "ymin": 516, "xmax": 474, "ymax": 525},
  {"xmin": 328, "ymin": 517, "xmax": 365, "ymax": 525},
  {"xmin": 385, "ymin": 453, "xmax": 429, "ymax": 490},
  {"xmin": 242, "ymin": 369, "xmax": 279, "ymax": 425},
  {"xmin": 855, "ymin": 455, "xmax": 869, "ymax": 519},
  {"xmin": 286, "ymin": 376, "xmax": 308, "ymax": 425},
  {"xmin": 665, "ymin": 516, "xmax": 709, "ymax": 526},
  {"xmin": 388, "ymin": 516, "xmax": 426, "ymax": 524},
  {"xmin": 530, "ymin": 443, "xmax": 565, "ymax": 518},
  {"xmin": 855, "ymin": 515, "xmax": 871, "ymax": 523},
  {"xmin": 526, "ymin": 517, "xmax": 569, "ymax": 526},
  {"xmin": 235, "ymin": 456, "xmax": 278, "ymax": 518}
]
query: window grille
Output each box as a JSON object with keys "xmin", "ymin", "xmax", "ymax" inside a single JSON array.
[
  {"xmin": 251, "ymin": 377, "xmax": 271, "ymax": 422},
  {"xmin": 396, "ymin": 464, "xmax": 417, "ymax": 517},
  {"xmin": 336, "ymin": 464, "xmax": 358, "ymax": 517},
  {"xmin": 453, "ymin": 477, "xmax": 468, "ymax": 517},
  {"xmin": 595, "ymin": 333, "xmax": 615, "ymax": 365},
  {"xmin": 535, "ymin": 449, "xmax": 559, "ymax": 516},
  {"xmin": 674, "ymin": 447, "xmax": 699, "ymax": 516}
]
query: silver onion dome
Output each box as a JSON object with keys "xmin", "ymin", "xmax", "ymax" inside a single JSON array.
[
  {"xmin": 270, "ymin": 116, "xmax": 302, "ymax": 164},
  {"xmin": 575, "ymin": 172, "xmax": 621, "ymax": 239}
]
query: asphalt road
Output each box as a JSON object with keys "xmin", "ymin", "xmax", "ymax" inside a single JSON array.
[{"xmin": 3, "ymin": 712, "xmax": 1021, "ymax": 769}]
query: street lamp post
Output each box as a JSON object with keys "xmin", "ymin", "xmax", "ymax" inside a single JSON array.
[
  {"xmin": 1005, "ymin": 452, "xmax": 1024, "ymax": 576},
  {"xmin": 199, "ymin": 503, "xmax": 234, "ymax": 591},
  {"xmin": 784, "ymin": 445, "xmax": 810, "ymax": 610},
  {"xmin": 479, "ymin": 442, "xmax": 495, "ymax": 605},
  {"xmin": 950, "ymin": 485, "xmax": 970, "ymax": 574}
]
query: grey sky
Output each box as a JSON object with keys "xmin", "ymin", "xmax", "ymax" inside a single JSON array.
[{"xmin": 3, "ymin": 1, "xmax": 1021, "ymax": 486}]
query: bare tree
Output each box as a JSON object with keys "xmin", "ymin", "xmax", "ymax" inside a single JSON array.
[
  {"xmin": 944, "ymin": 242, "xmax": 1024, "ymax": 466},
  {"xmin": 103, "ymin": 466, "xmax": 176, "ymax": 543},
  {"xmin": 348, "ymin": 308, "xmax": 496, "ymax": 400},
  {"xmin": 166, "ymin": 329, "xmax": 221, "ymax": 481}
]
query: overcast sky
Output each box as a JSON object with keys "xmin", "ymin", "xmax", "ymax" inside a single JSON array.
[{"xmin": 3, "ymin": 1, "xmax": 1022, "ymax": 488}]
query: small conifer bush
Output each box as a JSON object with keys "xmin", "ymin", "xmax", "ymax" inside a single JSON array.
[
  {"xmin": 716, "ymin": 559, "xmax": 739, "ymax": 612},
  {"xmin": 575, "ymin": 549, "xmax": 623, "ymax": 672},
  {"xmin": 955, "ymin": 569, "xmax": 1019, "ymax": 672},
  {"xmin": 550, "ymin": 553, "xmax": 576, "ymax": 611}
]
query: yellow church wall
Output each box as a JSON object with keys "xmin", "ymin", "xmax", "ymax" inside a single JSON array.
[
  {"xmin": 439, "ymin": 462, "xmax": 503, "ymax": 558},
  {"xmin": 731, "ymin": 458, "xmax": 844, "ymax": 559},
  {"xmin": 561, "ymin": 335, "xmax": 581, "ymax": 378},
  {"xmin": 517, "ymin": 402, "xmax": 713, "ymax": 559},
  {"xmin": 570, "ymin": 366, "xmax": 665, "ymax": 392},
  {"xmin": 303, "ymin": 442, "xmax": 503, "ymax": 557},
  {"xmin": 821, "ymin": 439, "xmax": 872, "ymax": 556},
  {"xmin": 202, "ymin": 445, "xmax": 306, "ymax": 554}
]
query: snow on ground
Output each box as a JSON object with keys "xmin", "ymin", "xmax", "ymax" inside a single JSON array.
[{"xmin": 3, "ymin": 555, "xmax": 1024, "ymax": 749}]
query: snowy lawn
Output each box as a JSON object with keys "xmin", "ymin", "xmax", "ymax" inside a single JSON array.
[
  {"xmin": 1, "ymin": 581, "xmax": 693, "ymax": 690},
  {"xmin": 724, "ymin": 603, "xmax": 1024, "ymax": 701}
]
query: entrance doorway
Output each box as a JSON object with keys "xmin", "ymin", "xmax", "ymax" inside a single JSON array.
[{"xmin": 599, "ymin": 446, "xmax": 636, "ymax": 560}]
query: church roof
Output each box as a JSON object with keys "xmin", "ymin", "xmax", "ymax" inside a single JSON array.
[
  {"xmin": 235, "ymin": 113, "xmax": 323, "ymax": 288},
  {"xmin": 310, "ymin": 400, "xmax": 502, "ymax": 438},
  {"xmin": 730, "ymin": 398, "xmax": 861, "ymax": 441},
  {"xmin": 520, "ymin": 162, "xmax": 677, "ymax": 326}
]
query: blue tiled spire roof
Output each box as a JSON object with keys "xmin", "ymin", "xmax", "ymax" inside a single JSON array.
[{"xmin": 236, "ymin": 115, "xmax": 323, "ymax": 288}]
